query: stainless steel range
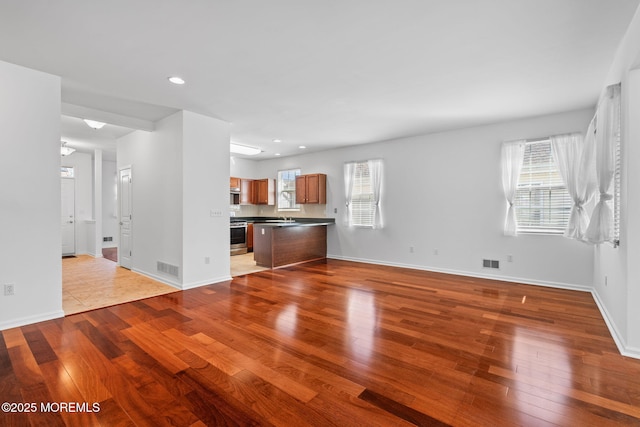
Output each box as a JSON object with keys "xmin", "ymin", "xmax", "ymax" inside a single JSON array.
[{"xmin": 230, "ymin": 221, "xmax": 248, "ymax": 255}]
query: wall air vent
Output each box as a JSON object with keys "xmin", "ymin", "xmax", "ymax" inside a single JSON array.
[
  {"xmin": 482, "ymin": 259, "xmax": 500, "ymax": 269},
  {"xmin": 157, "ymin": 261, "xmax": 179, "ymax": 277},
  {"xmin": 103, "ymin": 236, "xmax": 113, "ymax": 242}
]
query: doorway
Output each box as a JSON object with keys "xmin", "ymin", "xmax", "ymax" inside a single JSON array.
[
  {"xmin": 119, "ymin": 167, "xmax": 132, "ymax": 269},
  {"xmin": 61, "ymin": 177, "xmax": 75, "ymax": 256}
]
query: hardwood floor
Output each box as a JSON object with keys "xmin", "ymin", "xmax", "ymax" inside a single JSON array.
[{"xmin": 3, "ymin": 259, "xmax": 640, "ymax": 426}]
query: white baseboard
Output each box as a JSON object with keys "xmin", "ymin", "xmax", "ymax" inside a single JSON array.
[
  {"xmin": 327, "ymin": 255, "xmax": 591, "ymax": 292},
  {"xmin": 131, "ymin": 268, "xmax": 232, "ymax": 291},
  {"xmin": 182, "ymin": 276, "xmax": 232, "ymax": 290},
  {"xmin": 591, "ymin": 290, "xmax": 640, "ymax": 359},
  {"xmin": 131, "ymin": 268, "xmax": 182, "ymax": 289},
  {"xmin": 0, "ymin": 310, "xmax": 65, "ymax": 331}
]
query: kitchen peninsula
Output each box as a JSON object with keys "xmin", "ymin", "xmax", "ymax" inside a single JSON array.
[{"xmin": 251, "ymin": 218, "xmax": 335, "ymax": 268}]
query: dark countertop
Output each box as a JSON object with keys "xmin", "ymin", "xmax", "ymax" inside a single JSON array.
[{"xmin": 231, "ymin": 216, "xmax": 335, "ymax": 227}]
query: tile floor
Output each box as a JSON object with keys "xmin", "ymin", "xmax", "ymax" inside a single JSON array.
[
  {"xmin": 62, "ymin": 255, "xmax": 177, "ymax": 315},
  {"xmin": 62, "ymin": 252, "xmax": 268, "ymax": 315}
]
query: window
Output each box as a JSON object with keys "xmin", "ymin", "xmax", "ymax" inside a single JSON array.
[
  {"xmin": 611, "ymin": 101, "xmax": 622, "ymax": 247},
  {"xmin": 277, "ymin": 169, "xmax": 301, "ymax": 210},
  {"xmin": 514, "ymin": 140, "xmax": 572, "ymax": 234},
  {"xmin": 345, "ymin": 160, "xmax": 383, "ymax": 228},
  {"xmin": 60, "ymin": 166, "xmax": 74, "ymax": 178}
]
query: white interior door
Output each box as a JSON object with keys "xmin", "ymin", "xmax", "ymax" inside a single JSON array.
[
  {"xmin": 119, "ymin": 168, "xmax": 132, "ymax": 269},
  {"xmin": 61, "ymin": 178, "xmax": 75, "ymax": 255}
]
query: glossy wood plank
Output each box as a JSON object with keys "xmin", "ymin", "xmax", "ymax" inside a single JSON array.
[{"xmin": 2, "ymin": 259, "xmax": 640, "ymax": 425}]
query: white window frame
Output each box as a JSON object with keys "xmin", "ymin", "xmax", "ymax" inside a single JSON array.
[
  {"xmin": 277, "ymin": 168, "xmax": 301, "ymax": 211},
  {"xmin": 346, "ymin": 161, "xmax": 376, "ymax": 228},
  {"xmin": 610, "ymin": 106, "xmax": 621, "ymax": 247},
  {"xmin": 514, "ymin": 139, "xmax": 572, "ymax": 235}
]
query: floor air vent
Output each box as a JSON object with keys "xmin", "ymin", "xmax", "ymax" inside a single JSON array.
[
  {"xmin": 483, "ymin": 259, "xmax": 500, "ymax": 269},
  {"xmin": 157, "ymin": 261, "xmax": 179, "ymax": 277}
]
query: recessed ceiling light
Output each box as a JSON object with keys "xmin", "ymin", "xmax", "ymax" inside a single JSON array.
[
  {"xmin": 168, "ymin": 76, "xmax": 185, "ymax": 85},
  {"xmin": 272, "ymin": 139, "xmax": 282, "ymax": 143},
  {"xmin": 299, "ymin": 145, "xmax": 306, "ymax": 149},
  {"xmin": 275, "ymin": 153, "xmax": 281, "ymax": 156},
  {"xmin": 230, "ymin": 143, "xmax": 261, "ymax": 155},
  {"xmin": 83, "ymin": 119, "xmax": 106, "ymax": 129}
]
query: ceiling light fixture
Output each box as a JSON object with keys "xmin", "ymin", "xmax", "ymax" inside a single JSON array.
[
  {"xmin": 83, "ymin": 119, "xmax": 106, "ymax": 129},
  {"xmin": 230, "ymin": 143, "xmax": 261, "ymax": 156},
  {"xmin": 168, "ymin": 76, "xmax": 185, "ymax": 85},
  {"xmin": 272, "ymin": 139, "xmax": 282, "ymax": 143},
  {"xmin": 299, "ymin": 145, "xmax": 306, "ymax": 149},
  {"xmin": 275, "ymin": 153, "xmax": 281, "ymax": 156},
  {"xmin": 60, "ymin": 141, "xmax": 75, "ymax": 156}
]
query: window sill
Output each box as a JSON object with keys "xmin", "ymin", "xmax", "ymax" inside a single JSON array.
[{"xmin": 516, "ymin": 231, "xmax": 564, "ymax": 236}]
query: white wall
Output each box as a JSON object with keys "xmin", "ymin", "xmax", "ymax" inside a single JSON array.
[
  {"xmin": 182, "ymin": 111, "xmax": 230, "ymax": 288},
  {"xmin": 256, "ymin": 108, "xmax": 595, "ymax": 290},
  {"xmin": 0, "ymin": 60, "xmax": 63, "ymax": 329},
  {"xmin": 118, "ymin": 112, "xmax": 184, "ymax": 286},
  {"xmin": 593, "ymin": 5, "xmax": 640, "ymax": 356},
  {"xmin": 118, "ymin": 111, "xmax": 231, "ymax": 289},
  {"xmin": 60, "ymin": 151, "xmax": 94, "ymax": 255},
  {"xmin": 102, "ymin": 159, "xmax": 119, "ymax": 247}
]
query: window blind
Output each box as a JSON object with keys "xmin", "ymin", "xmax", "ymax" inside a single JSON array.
[
  {"xmin": 350, "ymin": 162, "xmax": 375, "ymax": 227},
  {"xmin": 611, "ymin": 109, "xmax": 621, "ymax": 247},
  {"xmin": 514, "ymin": 140, "xmax": 572, "ymax": 234}
]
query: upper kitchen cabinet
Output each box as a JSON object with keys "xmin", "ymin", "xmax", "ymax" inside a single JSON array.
[
  {"xmin": 230, "ymin": 177, "xmax": 241, "ymax": 189},
  {"xmin": 296, "ymin": 173, "xmax": 326, "ymax": 204},
  {"xmin": 240, "ymin": 179, "xmax": 254, "ymax": 205},
  {"xmin": 254, "ymin": 178, "xmax": 275, "ymax": 205}
]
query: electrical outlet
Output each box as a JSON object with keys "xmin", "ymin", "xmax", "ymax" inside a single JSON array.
[
  {"xmin": 433, "ymin": 249, "xmax": 439, "ymax": 255},
  {"xmin": 409, "ymin": 246, "xmax": 414, "ymax": 253},
  {"xmin": 204, "ymin": 257, "xmax": 210, "ymax": 264},
  {"xmin": 507, "ymin": 255, "xmax": 513, "ymax": 262},
  {"xmin": 4, "ymin": 284, "xmax": 15, "ymax": 296}
]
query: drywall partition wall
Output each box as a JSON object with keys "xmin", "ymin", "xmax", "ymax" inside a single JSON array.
[
  {"xmin": 181, "ymin": 111, "xmax": 231, "ymax": 288},
  {"xmin": 59, "ymin": 151, "xmax": 94, "ymax": 255},
  {"xmin": 117, "ymin": 112, "xmax": 184, "ymax": 287},
  {"xmin": 593, "ymin": 5, "xmax": 640, "ymax": 357},
  {"xmin": 102, "ymin": 160, "xmax": 119, "ymax": 248},
  {"xmin": 0, "ymin": 60, "xmax": 63, "ymax": 329},
  {"xmin": 257, "ymin": 108, "xmax": 595, "ymax": 290},
  {"xmin": 625, "ymin": 69, "xmax": 640, "ymax": 352}
]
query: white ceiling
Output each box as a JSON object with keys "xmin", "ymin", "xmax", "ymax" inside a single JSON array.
[{"xmin": 1, "ymin": 0, "xmax": 638, "ymax": 159}]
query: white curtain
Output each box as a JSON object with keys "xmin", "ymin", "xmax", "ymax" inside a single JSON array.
[
  {"xmin": 550, "ymin": 130, "xmax": 596, "ymax": 240},
  {"xmin": 586, "ymin": 83, "xmax": 621, "ymax": 243},
  {"xmin": 501, "ymin": 141, "xmax": 526, "ymax": 236},
  {"xmin": 368, "ymin": 159, "xmax": 383, "ymax": 229},
  {"xmin": 344, "ymin": 162, "xmax": 356, "ymax": 226}
]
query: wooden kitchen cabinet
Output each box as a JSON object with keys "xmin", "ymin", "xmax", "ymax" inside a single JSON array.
[
  {"xmin": 296, "ymin": 173, "xmax": 326, "ymax": 204},
  {"xmin": 240, "ymin": 179, "xmax": 253, "ymax": 205},
  {"xmin": 247, "ymin": 223, "xmax": 254, "ymax": 252},
  {"xmin": 230, "ymin": 177, "xmax": 241, "ymax": 189},
  {"xmin": 254, "ymin": 178, "xmax": 275, "ymax": 205}
]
